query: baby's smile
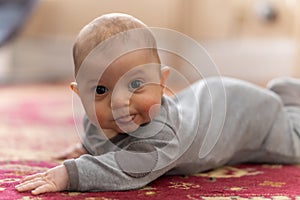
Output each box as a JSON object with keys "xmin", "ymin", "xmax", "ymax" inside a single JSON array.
[{"xmin": 114, "ymin": 113, "xmax": 136, "ymax": 124}]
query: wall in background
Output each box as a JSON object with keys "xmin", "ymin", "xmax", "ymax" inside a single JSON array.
[
  {"xmin": 177, "ymin": 0, "xmax": 299, "ymax": 85},
  {"xmin": 1, "ymin": 0, "xmax": 185, "ymax": 83},
  {"xmin": 1, "ymin": 0, "xmax": 299, "ymax": 85},
  {"xmin": 20, "ymin": 0, "xmax": 184, "ymax": 37},
  {"xmin": 181, "ymin": 0, "xmax": 297, "ymax": 40}
]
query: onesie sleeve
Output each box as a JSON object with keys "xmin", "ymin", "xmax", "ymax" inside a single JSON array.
[{"xmin": 63, "ymin": 120, "xmax": 180, "ymax": 191}]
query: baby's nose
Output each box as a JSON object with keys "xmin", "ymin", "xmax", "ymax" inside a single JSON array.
[{"xmin": 110, "ymin": 89, "xmax": 131, "ymax": 109}]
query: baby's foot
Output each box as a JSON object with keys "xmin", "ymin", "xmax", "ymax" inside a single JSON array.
[{"xmin": 267, "ymin": 77, "xmax": 300, "ymax": 106}]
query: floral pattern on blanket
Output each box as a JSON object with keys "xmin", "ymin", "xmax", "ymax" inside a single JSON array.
[{"xmin": 0, "ymin": 161, "xmax": 300, "ymax": 200}]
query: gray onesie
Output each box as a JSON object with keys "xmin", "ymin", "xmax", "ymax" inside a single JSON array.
[{"xmin": 64, "ymin": 77, "xmax": 300, "ymax": 191}]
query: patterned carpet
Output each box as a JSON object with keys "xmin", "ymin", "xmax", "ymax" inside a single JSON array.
[{"xmin": 0, "ymin": 84, "xmax": 300, "ymax": 200}]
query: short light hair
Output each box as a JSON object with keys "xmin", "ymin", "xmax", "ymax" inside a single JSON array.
[{"xmin": 73, "ymin": 13, "xmax": 159, "ymax": 76}]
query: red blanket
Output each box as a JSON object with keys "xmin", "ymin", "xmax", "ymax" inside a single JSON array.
[{"xmin": 1, "ymin": 161, "xmax": 300, "ymax": 199}]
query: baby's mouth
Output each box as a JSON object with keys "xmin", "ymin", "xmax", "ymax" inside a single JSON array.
[{"xmin": 115, "ymin": 114, "xmax": 136, "ymax": 124}]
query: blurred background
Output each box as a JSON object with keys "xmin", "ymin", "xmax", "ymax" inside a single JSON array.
[{"xmin": 0, "ymin": 0, "xmax": 300, "ymax": 85}]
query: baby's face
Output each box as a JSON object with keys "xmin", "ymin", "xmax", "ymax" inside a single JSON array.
[{"xmin": 77, "ymin": 50, "xmax": 165, "ymax": 133}]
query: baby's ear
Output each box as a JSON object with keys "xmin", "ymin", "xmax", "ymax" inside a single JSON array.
[
  {"xmin": 70, "ymin": 82, "xmax": 79, "ymax": 95},
  {"xmin": 160, "ymin": 66, "xmax": 170, "ymax": 86}
]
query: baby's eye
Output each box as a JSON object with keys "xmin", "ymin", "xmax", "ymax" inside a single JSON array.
[
  {"xmin": 95, "ymin": 85, "xmax": 109, "ymax": 95},
  {"xmin": 129, "ymin": 80, "xmax": 144, "ymax": 90}
]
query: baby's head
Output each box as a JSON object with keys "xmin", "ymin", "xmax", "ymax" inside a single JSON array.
[
  {"xmin": 73, "ymin": 13, "xmax": 158, "ymax": 75},
  {"xmin": 71, "ymin": 13, "xmax": 169, "ymax": 134}
]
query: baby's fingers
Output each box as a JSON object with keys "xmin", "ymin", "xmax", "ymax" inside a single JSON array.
[
  {"xmin": 20, "ymin": 173, "xmax": 45, "ymax": 183},
  {"xmin": 32, "ymin": 183, "xmax": 56, "ymax": 195},
  {"xmin": 15, "ymin": 178, "xmax": 45, "ymax": 192}
]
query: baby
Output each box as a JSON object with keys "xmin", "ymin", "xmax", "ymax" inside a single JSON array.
[{"xmin": 16, "ymin": 13, "xmax": 300, "ymax": 195}]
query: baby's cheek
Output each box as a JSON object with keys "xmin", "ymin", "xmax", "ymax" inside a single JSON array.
[
  {"xmin": 94, "ymin": 102, "xmax": 109, "ymax": 127},
  {"xmin": 95, "ymin": 113, "xmax": 104, "ymax": 125},
  {"xmin": 139, "ymin": 97, "xmax": 161, "ymax": 119},
  {"xmin": 82, "ymin": 102, "xmax": 98, "ymax": 125}
]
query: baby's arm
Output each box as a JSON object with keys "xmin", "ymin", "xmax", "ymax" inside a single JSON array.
[
  {"xmin": 54, "ymin": 143, "xmax": 88, "ymax": 160},
  {"xmin": 63, "ymin": 122, "xmax": 179, "ymax": 191},
  {"xmin": 15, "ymin": 165, "xmax": 68, "ymax": 195}
]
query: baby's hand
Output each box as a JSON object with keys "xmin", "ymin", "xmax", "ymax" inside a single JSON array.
[
  {"xmin": 53, "ymin": 143, "xmax": 87, "ymax": 160},
  {"xmin": 15, "ymin": 165, "xmax": 68, "ymax": 195}
]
